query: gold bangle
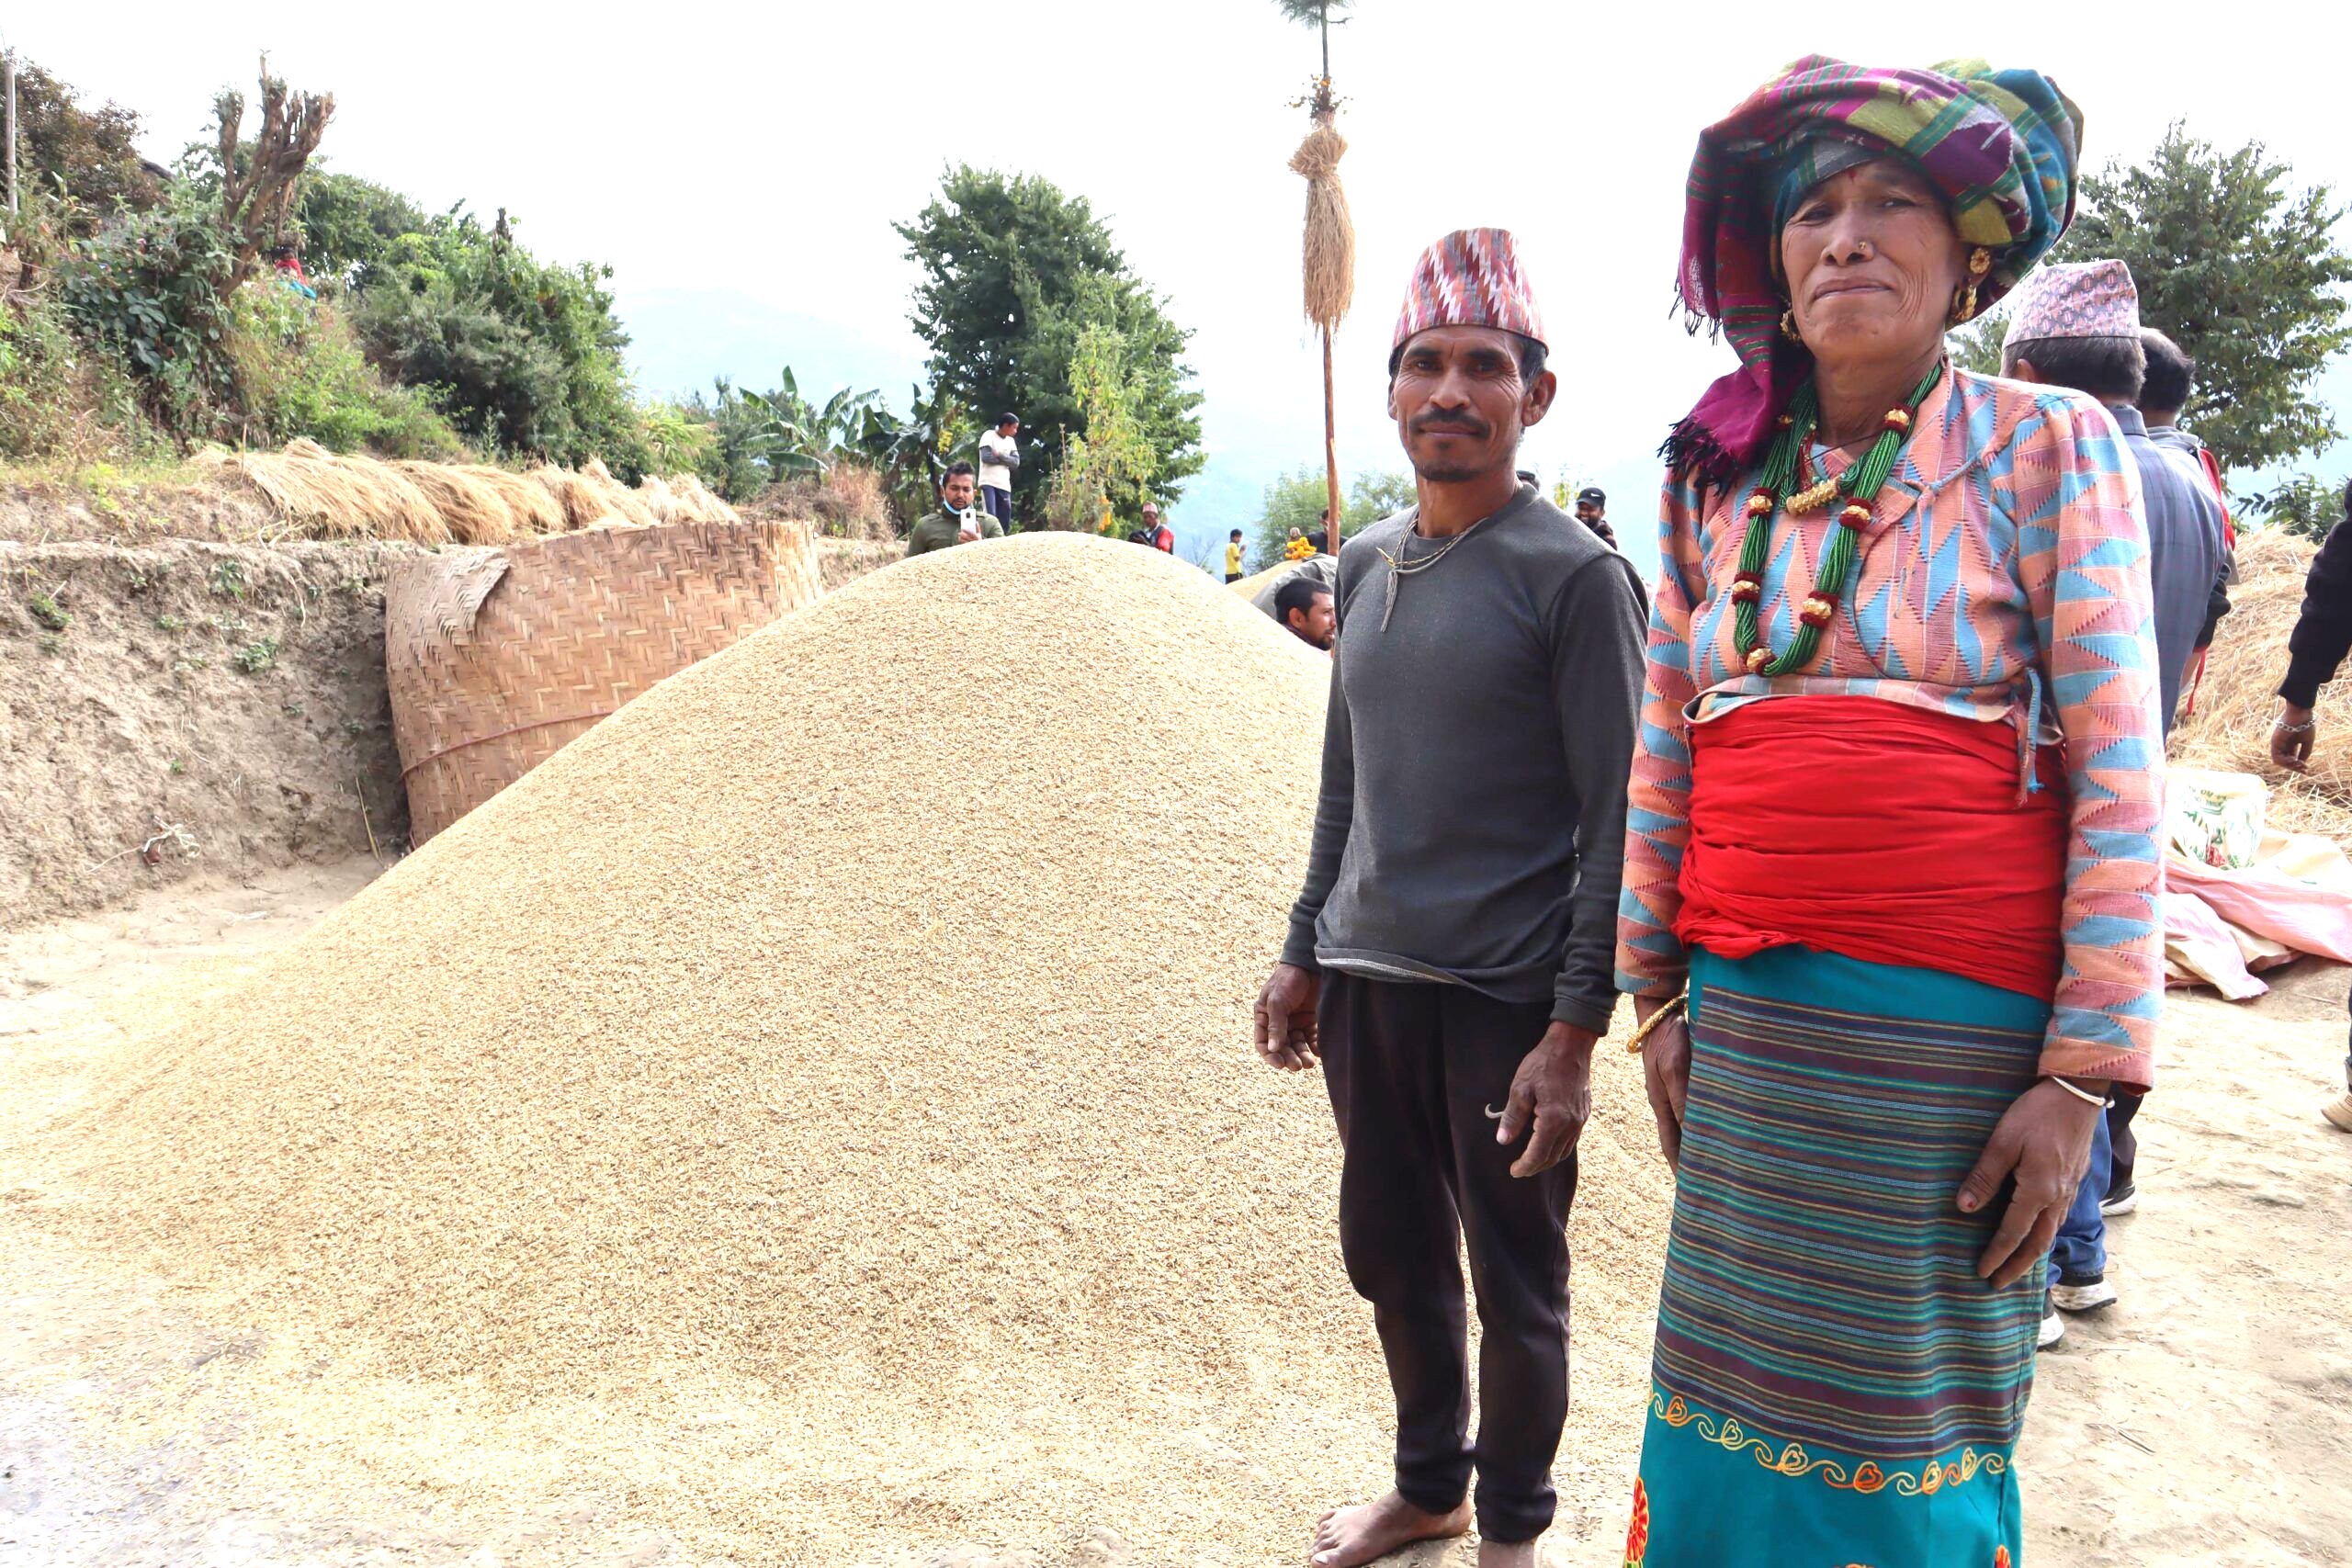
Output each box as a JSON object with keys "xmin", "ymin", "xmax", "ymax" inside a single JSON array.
[
  {"xmin": 2046, "ymin": 1074, "xmax": 2112, "ymax": 1109},
  {"xmin": 1625, "ymin": 991, "xmax": 1689, "ymax": 1055}
]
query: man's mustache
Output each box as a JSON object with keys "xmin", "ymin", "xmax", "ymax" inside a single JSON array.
[{"xmin": 1410, "ymin": 413, "xmax": 1489, "ymax": 438}]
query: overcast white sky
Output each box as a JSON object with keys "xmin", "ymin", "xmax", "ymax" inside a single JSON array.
[{"xmin": 17, "ymin": 3, "xmax": 2352, "ymax": 576}]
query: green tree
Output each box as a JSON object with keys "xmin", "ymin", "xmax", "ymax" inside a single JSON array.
[
  {"xmin": 1250, "ymin": 466, "xmax": 1411, "ymax": 565},
  {"xmin": 351, "ymin": 209, "xmax": 648, "ymax": 472},
  {"xmin": 9, "ymin": 60, "xmax": 156, "ymax": 228},
  {"xmin": 1958, "ymin": 124, "xmax": 2352, "ymax": 469},
  {"xmin": 1040, "ymin": 321, "xmax": 1161, "ymax": 531},
  {"xmin": 897, "ymin": 166, "xmax": 1203, "ymax": 522},
  {"xmin": 1348, "ymin": 469, "xmax": 1414, "ymax": 525},
  {"xmin": 296, "ymin": 170, "xmax": 428, "ymax": 289},
  {"xmin": 2242, "ymin": 473, "xmax": 2350, "ymax": 543}
]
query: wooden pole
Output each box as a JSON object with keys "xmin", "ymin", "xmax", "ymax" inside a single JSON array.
[
  {"xmin": 1321, "ymin": 324, "xmax": 1341, "ymax": 542},
  {"xmin": 5, "ymin": 53, "xmax": 17, "ymax": 218}
]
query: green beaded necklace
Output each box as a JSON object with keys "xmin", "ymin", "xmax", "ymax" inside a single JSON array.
[{"xmin": 1729, "ymin": 360, "xmax": 1945, "ymax": 677}]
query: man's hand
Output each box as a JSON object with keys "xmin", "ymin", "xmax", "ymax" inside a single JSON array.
[
  {"xmin": 2272, "ymin": 702, "xmax": 2317, "ymax": 773},
  {"xmin": 1956, "ymin": 1078, "xmax": 2105, "ymax": 1288},
  {"xmin": 1252, "ymin": 963, "xmax": 1320, "ymax": 1071},
  {"xmin": 1495, "ymin": 1022, "xmax": 1596, "ymax": 1178},
  {"xmin": 1637, "ymin": 997, "xmax": 1691, "ymax": 1168}
]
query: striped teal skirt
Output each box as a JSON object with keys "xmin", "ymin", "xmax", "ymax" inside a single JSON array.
[{"xmin": 1623, "ymin": 945, "xmax": 2048, "ymax": 1568}]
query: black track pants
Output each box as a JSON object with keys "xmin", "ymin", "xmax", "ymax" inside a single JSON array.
[{"xmin": 1317, "ymin": 972, "xmax": 1577, "ymax": 1545}]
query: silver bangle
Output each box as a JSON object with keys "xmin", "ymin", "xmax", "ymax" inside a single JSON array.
[{"xmin": 2047, "ymin": 1075, "xmax": 2113, "ymax": 1109}]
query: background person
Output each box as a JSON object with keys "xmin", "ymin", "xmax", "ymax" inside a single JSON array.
[
  {"xmin": 1226, "ymin": 527, "xmax": 1247, "ymax": 582},
  {"xmin": 1573, "ymin": 487, "xmax": 1616, "ymax": 548},
  {"xmin": 904, "ymin": 461, "xmax": 1003, "ymax": 557},
  {"xmin": 2002, "ymin": 265, "xmax": 2226, "ymax": 1313},
  {"xmin": 2137, "ymin": 327, "xmax": 2235, "ymax": 665},
  {"xmin": 1131, "ymin": 502, "xmax": 1174, "ymax": 552},
  {"xmin": 1273, "ymin": 574, "xmax": 1335, "ymax": 650},
  {"xmin": 977, "ymin": 413, "xmax": 1021, "ymax": 530},
  {"xmin": 1616, "ymin": 58, "xmax": 2158, "ymax": 1567},
  {"xmin": 2003, "ymin": 264, "xmax": 2224, "ymax": 737},
  {"xmin": 1254, "ymin": 227, "xmax": 1646, "ymax": 1568},
  {"xmin": 2267, "ymin": 477, "xmax": 2352, "ymax": 1134}
]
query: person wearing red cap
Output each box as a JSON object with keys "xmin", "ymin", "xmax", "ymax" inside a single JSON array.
[{"xmin": 1252, "ymin": 227, "xmax": 1648, "ymax": 1568}]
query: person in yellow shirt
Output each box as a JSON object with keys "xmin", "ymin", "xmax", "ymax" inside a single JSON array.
[{"xmin": 1226, "ymin": 528, "xmax": 1246, "ymax": 582}]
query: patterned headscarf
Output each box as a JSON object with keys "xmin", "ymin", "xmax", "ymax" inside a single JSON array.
[
  {"xmin": 1393, "ymin": 228, "xmax": 1549, "ymax": 352},
  {"xmin": 1665, "ymin": 56, "xmax": 2085, "ymax": 487}
]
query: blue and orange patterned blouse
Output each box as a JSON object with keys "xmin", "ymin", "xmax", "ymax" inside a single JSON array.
[{"xmin": 1614, "ymin": 366, "xmax": 2165, "ymax": 1090}]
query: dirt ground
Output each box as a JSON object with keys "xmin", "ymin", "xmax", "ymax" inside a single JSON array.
[
  {"xmin": 1, "ymin": 537, "xmax": 418, "ymax": 928},
  {"xmin": 1, "ymin": 862, "xmax": 2346, "ymax": 1567}
]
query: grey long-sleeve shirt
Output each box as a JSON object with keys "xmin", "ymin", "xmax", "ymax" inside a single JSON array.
[{"xmin": 1279, "ymin": 484, "xmax": 1648, "ymax": 1035}]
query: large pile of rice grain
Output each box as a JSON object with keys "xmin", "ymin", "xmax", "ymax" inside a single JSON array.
[{"xmin": 33, "ymin": 533, "xmax": 1671, "ymax": 1563}]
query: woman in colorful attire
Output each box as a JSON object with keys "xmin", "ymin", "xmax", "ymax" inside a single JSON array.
[{"xmin": 1613, "ymin": 58, "xmax": 2164, "ymax": 1567}]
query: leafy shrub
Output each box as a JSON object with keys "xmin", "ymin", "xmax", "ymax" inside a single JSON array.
[
  {"xmin": 54, "ymin": 184, "xmax": 239, "ymax": 431},
  {"xmin": 294, "ymin": 169, "xmax": 427, "ymax": 291},
  {"xmin": 11, "ymin": 59, "xmax": 157, "ymax": 231},
  {"xmin": 226, "ymin": 283, "xmax": 465, "ymax": 458},
  {"xmin": 351, "ymin": 210, "xmax": 650, "ymax": 473},
  {"xmin": 0, "ymin": 297, "xmax": 84, "ymax": 458},
  {"xmin": 2244, "ymin": 472, "xmax": 2351, "ymax": 543}
]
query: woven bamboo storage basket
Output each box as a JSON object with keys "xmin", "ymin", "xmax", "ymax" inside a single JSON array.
[{"xmin": 386, "ymin": 521, "xmax": 823, "ymax": 843}]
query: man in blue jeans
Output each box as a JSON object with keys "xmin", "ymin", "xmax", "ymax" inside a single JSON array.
[{"xmin": 2005, "ymin": 265, "xmax": 2224, "ymax": 1350}]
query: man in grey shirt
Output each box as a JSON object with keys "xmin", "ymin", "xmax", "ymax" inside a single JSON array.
[{"xmin": 1251, "ymin": 228, "xmax": 1646, "ymax": 1568}]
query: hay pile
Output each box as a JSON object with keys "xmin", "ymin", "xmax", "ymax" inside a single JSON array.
[
  {"xmin": 205, "ymin": 440, "xmax": 727, "ymax": 545},
  {"xmin": 533, "ymin": 456, "xmax": 659, "ymax": 531},
  {"xmin": 637, "ymin": 470, "xmax": 741, "ymax": 525},
  {"xmin": 37, "ymin": 534, "xmax": 1671, "ymax": 1563},
  {"xmin": 2171, "ymin": 527, "xmax": 2352, "ymax": 838},
  {"xmin": 209, "ymin": 437, "xmax": 450, "ymax": 543}
]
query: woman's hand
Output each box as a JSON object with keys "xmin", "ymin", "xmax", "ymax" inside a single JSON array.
[
  {"xmin": 2272, "ymin": 703, "xmax": 2317, "ymax": 773},
  {"xmin": 1638, "ymin": 997, "xmax": 1691, "ymax": 1168},
  {"xmin": 1956, "ymin": 1078, "xmax": 2105, "ymax": 1288}
]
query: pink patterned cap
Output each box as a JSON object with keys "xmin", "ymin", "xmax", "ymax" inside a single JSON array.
[
  {"xmin": 1392, "ymin": 228, "xmax": 1548, "ymax": 353},
  {"xmin": 2002, "ymin": 258, "xmax": 2140, "ymax": 349}
]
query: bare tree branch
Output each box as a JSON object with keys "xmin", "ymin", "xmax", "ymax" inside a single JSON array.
[{"xmin": 213, "ymin": 54, "xmax": 333, "ymax": 298}]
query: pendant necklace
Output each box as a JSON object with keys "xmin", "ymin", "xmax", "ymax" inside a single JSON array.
[{"xmin": 1377, "ymin": 516, "xmax": 1482, "ymax": 632}]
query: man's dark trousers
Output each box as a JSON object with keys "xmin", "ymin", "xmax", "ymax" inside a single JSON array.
[
  {"xmin": 980, "ymin": 484, "xmax": 1013, "ymax": 530},
  {"xmin": 1318, "ymin": 971, "xmax": 1577, "ymax": 1544}
]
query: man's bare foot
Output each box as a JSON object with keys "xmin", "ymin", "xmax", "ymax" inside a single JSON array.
[
  {"xmin": 1476, "ymin": 1536, "xmax": 1541, "ymax": 1567},
  {"xmin": 1309, "ymin": 1490, "xmax": 1471, "ymax": 1567}
]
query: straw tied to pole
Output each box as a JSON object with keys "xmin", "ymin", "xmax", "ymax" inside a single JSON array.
[{"xmin": 1280, "ymin": 0, "xmax": 1356, "ymax": 544}]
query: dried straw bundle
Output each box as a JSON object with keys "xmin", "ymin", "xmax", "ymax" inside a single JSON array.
[
  {"xmin": 1289, "ymin": 117, "xmax": 1355, "ymax": 329},
  {"xmin": 233, "ymin": 440, "xmax": 449, "ymax": 544},
  {"xmin": 535, "ymin": 460, "xmax": 658, "ymax": 532},
  {"xmin": 636, "ymin": 473, "xmax": 682, "ymax": 523},
  {"xmin": 457, "ymin": 465, "xmax": 566, "ymax": 537},
  {"xmin": 662, "ymin": 473, "xmax": 742, "ymax": 525},
  {"xmin": 2170, "ymin": 526, "xmax": 2352, "ymax": 837},
  {"xmin": 391, "ymin": 460, "xmax": 516, "ymax": 546},
  {"xmin": 582, "ymin": 457, "xmax": 660, "ymax": 528}
]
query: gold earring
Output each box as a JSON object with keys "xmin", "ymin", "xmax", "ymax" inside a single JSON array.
[
  {"xmin": 1950, "ymin": 246, "xmax": 1994, "ymax": 326},
  {"xmin": 1781, "ymin": 308, "xmax": 1803, "ymax": 343}
]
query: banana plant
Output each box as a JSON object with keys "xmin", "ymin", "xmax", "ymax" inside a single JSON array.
[
  {"xmin": 859, "ymin": 382, "xmax": 980, "ymax": 524},
  {"xmin": 740, "ymin": 367, "xmax": 883, "ymax": 479}
]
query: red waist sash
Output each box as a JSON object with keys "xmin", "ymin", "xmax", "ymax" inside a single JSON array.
[{"xmin": 1676, "ymin": 695, "xmax": 2066, "ymax": 1000}]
